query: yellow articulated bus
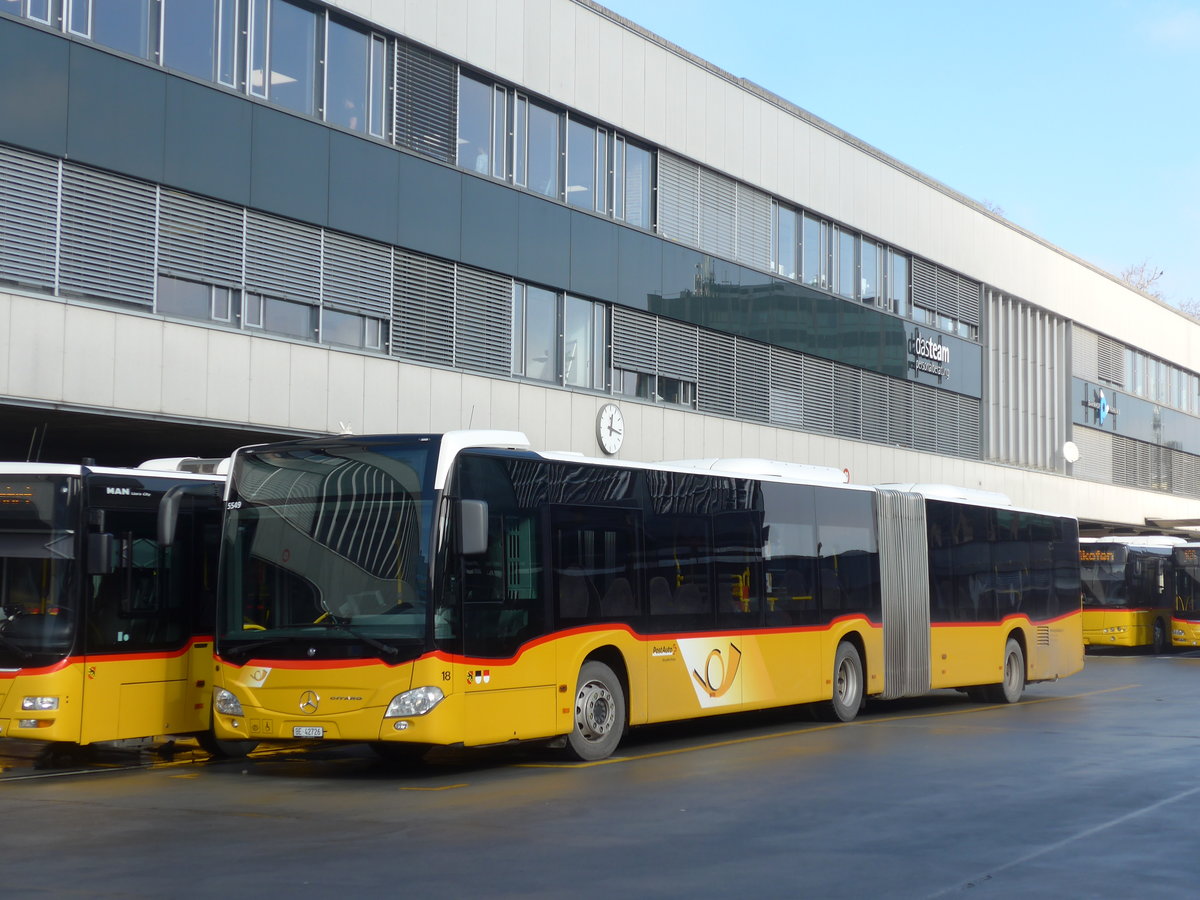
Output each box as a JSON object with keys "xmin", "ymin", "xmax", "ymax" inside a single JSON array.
[
  {"xmin": 0, "ymin": 459, "xmax": 253, "ymax": 762},
  {"xmin": 211, "ymin": 431, "xmax": 1082, "ymax": 762},
  {"xmin": 1079, "ymin": 536, "xmax": 1183, "ymax": 653},
  {"xmin": 1170, "ymin": 545, "xmax": 1200, "ymax": 647}
]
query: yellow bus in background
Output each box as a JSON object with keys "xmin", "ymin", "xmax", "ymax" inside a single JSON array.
[
  {"xmin": 1080, "ymin": 536, "xmax": 1183, "ymax": 653},
  {"xmin": 1170, "ymin": 545, "xmax": 1200, "ymax": 647},
  {"xmin": 211, "ymin": 431, "xmax": 1082, "ymax": 762},
  {"xmin": 0, "ymin": 459, "xmax": 253, "ymax": 765}
]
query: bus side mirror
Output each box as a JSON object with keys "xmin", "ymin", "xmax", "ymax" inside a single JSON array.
[
  {"xmin": 88, "ymin": 533, "xmax": 115, "ymax": 575},
  {"xmin": 459, "ymin": 499, "xmax": 488, "ymax": 556}
]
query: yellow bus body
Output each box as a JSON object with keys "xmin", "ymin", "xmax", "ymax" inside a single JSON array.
[
  {"xmin": 1082, "ymin": 608, "xmax": 1169, "ymax": 648},
  {"xmin": 1171, "ymin": 617, "xmax": 1200, "ymax": 648},
  {"xmin": 0, "ymin": 639, "xmax": 216, "ymax": 745},
  {"xmin": 214, "ymin": 611, "xmax": 1081, "ymax": 748}
]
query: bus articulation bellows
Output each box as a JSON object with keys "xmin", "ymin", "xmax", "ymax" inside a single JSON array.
[
  {"xmin": 0, "ymin": 459, "xmax": 253, "ymax": 761},
  {"xmin": 211, "ymin": 431, "xmax": 1083, "ymax": 762}
]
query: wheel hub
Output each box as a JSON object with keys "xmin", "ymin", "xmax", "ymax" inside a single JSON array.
[{"xmin": 576, "ymin": 681, "xmax": 615, "ymax": 740}]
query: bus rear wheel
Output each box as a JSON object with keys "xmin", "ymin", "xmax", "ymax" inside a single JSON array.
[
  {"xmin": 567, "ymin": 661, "xmax": 625, "ymax": 761},
  {"xmin": 986, "ymin": 638, "xmax": 1025, "ymax": 704},
  {"xmin": 825, "ymin": 641, "xmax": 864, "ymax": 722}
]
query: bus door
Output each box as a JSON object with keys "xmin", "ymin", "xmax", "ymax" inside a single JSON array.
[
  {"xmin": 80, "ymin": 508, "xmax": 193, "ymax": 744},
  {"xmin": 458, "ymin": 497, "xmax": 556, "ymax": 746}
]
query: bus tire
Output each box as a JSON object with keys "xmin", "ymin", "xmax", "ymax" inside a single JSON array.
[
  {"xmin": 1152, "ymin": 618, "xmax": 1168, "ymax": 654},
  {"xmin": 826, "ymin": 641, "xmax": 864, "ymax": 723},
  {"xmin": 197, "ymin": 730, "xmax": 258, "ymax": 759},
  {"xmin": 991, "ymin": 638, "xmax": 1025, "ymax": 704},
  {"xmin": 567, "ymin": 660, "xmax": 625, "ymax": 761}
]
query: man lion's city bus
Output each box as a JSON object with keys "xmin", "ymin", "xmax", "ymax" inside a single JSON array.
[
  {"xmin": 1079, "ymin": 536, "xmax": 1183, "ymax": 653},
  {"xmin": 1170, "ymin": 544, "xmax": 1200, "ymax": 647},
  {"xmin": 211, "ymin": 432, "xmax": 1083, "ymax": 762},
  {"xmin": 0, "ymin": 459, "xmax": 253, "ymax": 762}
]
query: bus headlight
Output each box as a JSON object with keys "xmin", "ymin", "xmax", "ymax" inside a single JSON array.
[
  {"xmin": 384, "ymin": 686, "xmax": 444, "ymax": 718},
  {"xmin": 214, "ymin": 687, "xmax": 245, "ymax": 717},
  {"xmin": 21, "ymin": 696, "xmax": 59, "ymax": 711}
]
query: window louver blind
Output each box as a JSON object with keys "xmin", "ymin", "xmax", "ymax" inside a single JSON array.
[
  {"xmin": 394, "ymin": 41, "xmax": 457, "ymax": 163},
  {"xmin": 454, "ymin": 264, "xmax": 511, "ymax": 375},
  {"xmin": 656, "ymin": 152, "xmax": 699, "ymax": 246},
  {"xmin": 322, "ymin": 231, "xmax": 392, "ymax": 318},
  {"xmin": 246, "ymin": 212, "xmax": 321, "ymax": 302},
  {"xmin": 59, "ymin": 165, "xmax": 156, "ymax": 305},
  {"xmin": 391, "ymin": 248, "xmax": 454, "ymax": 365},
  {"xmin": 0, "ymin": 146, "xmax": 58, "ymax": 288},
  {"xmin": 158, "ymin": 190, "xmax": 244, "ymax": 287}
]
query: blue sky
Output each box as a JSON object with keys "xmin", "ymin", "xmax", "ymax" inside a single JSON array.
[{"xmin": 596, "ymin": 0, "xmax": 1200, "ymax": 307}]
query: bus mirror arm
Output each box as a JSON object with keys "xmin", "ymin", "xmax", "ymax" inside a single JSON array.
[
  {"xmin": 87, "ymin": 532, "xmax": 115, "ymax": 576},
  {"xmin": 158, "ymin": 483, "xmax": 222, "ymax": 547},
  {"xmin": 459, "ymin": 500, "xmax": 489, "ymax": 556}
]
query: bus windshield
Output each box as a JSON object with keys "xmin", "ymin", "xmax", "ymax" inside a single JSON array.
[
  {"xmin": 1175, "ymin": 548, "xmax": 1200, "ymax": 614},
  {"xmin": 1080, "ymin": 545, "xmax": 1129, "ymax": 609},
  {"xmin": 0, "ymin": 474, "xmax": 78, "ymax": 666},
  {"xmin": 218, "ymin": 441, "xmax": 437, "ymax": 661}
]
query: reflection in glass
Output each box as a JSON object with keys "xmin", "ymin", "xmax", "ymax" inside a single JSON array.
[
  {"xmin": 217, "ymin": 0, "xmax": 237, "ymax": 85},
  {"xmin": 90, "ymin": 0, "xmax": 151, "ymax": 59},
  {"xmin": 775, "ymin": 204, "xmax": 798, "ymax": 279},
  {"xmin": 836, "ymin": 229, "xmax": 856, "ymax": 300},
  {"xmin": 249, "ymin": 0, "xmax": 268, "ymax": 97},
  {"xmin": 527, "ymin": 102, "xmax": 560, "ymax": 198},
  {"xmin": 623, "ymin": 142, "xmax": 652, "ymax": 229},
  {"xmin": 889, "ymin": 251, "xmax": 909, "ymax": 317},
  {"xmin": 802, "ymin": 214, "xmax": 827, "ymax": 289},
  {"xmin": 566, "ymin": 118, "xmax": 595, "ymax": 209},
  {"xmin": 861, "ymin": 238, "xmax": 878, "ymax": 305},
  {"xmin": 326, "ymin": 19, "xmax": 370, "ymax": 133},
  {"xmin": 492, "ymin": 85, "xmax": 508, "ymax": 178},
  {"xmin": 457, "ymin": 73, "xmax": 492, "ymax": 173},
  {"xmin": 522, "ymin": 286, "xmax": 557, "ymax": 383},
  {"xmin": 267, "ymin": 0, "xmax": 317, "ymax": 115},
  {"xmin": 163, "ymin": 0, "xmax": 219, "ymax": 81}
]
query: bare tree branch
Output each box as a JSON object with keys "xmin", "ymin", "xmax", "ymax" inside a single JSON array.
[{"xmin": 1119, "ymin": 259, "xmax": 1165, "ymax": 300}]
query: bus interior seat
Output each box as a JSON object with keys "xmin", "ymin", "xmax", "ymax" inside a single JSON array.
[
  {"xmin": 673, "ymin": 582, "xmax": 706, "ymax": 614},
  {"xmin": 558, "ymin": 569, "xmax": 596, "ymax": 619},
  {"xmin": 648, "ymin": 576, "xmax": 673, "ymax": 615},
  {"xmin": 601, "ymin": 577, "xmax": 636, "ymax": 617}
]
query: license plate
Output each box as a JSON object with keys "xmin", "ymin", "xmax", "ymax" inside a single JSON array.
[{"xmin": 293, "ymin": 726, "xmax": 325, "ymax": 738}]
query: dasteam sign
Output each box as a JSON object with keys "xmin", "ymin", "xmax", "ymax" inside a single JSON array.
[{"xmin": 908, "ymin": 328, "xmax": 951, "ymax": 381}]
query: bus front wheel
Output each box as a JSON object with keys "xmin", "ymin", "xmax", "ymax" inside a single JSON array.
[
  {"xmin": 567, "ymin": 660, "xmax": 625, "ymax": 761},
  {"xmin": 826, "ymin": 641, "xmax": 864, "ymax": 723}
]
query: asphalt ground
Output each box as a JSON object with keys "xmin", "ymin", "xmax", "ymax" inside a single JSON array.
[{"xmin": 3, "ymin": 650, "xmax": 1199, "ymax": 898}]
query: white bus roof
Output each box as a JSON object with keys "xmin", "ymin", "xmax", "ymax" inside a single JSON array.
[{"xmin": 1080, "ymin": 535, "xmax": 1187, "ymax": 547}]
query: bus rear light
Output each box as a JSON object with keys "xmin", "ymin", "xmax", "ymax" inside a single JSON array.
[
  {"xmin": 384, "ymin": 686, "xmax": 444, "ymax": 718},
  {"xmin": 21, "ymin": 696, "xmax": 59, "ymax": 711}
]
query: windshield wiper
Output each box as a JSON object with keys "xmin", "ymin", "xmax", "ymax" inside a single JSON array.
[
  {"xmin": 220, "ymin": 635, "xmax": 305, "ymax": 663},
  {"xmin": 323, "ymin": 620, "xmax": 399, "ymax": 661}
]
